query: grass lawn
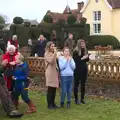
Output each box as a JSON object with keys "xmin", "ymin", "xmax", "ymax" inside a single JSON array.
[{"xmin": 0, "ymin": 91, "xmax": 120, "ymax": 120}]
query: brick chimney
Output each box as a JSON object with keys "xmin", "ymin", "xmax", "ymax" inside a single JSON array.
[{"xmin": 77, "ymin": 2, "xmax": 84, "ymax": 11}]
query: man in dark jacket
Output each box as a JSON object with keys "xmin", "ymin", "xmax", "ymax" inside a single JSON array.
[
  {"xmin": 32, "ymin": 35, "xmax": 47, "ymax": 57},
  {"xmin": 0, "ymin": 66, "xmax": 23, "ymax": 118},
  {"xmin": 64, "ymin": 33, "xmax": 75, "ymax": 53}
]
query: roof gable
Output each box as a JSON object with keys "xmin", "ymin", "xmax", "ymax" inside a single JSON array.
[
  {"xmin": 107, "ymin": 0, "xmax": 120, "ymax": 9},
  {"xmin": 63, "ymin": 5, "xmax": 72, "ymax": 14},
  {"xmin": 80, "ymin": 0, "xmax": 119, "ymax": 13}
]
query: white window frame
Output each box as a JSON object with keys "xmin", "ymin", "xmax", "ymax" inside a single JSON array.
[
  {"xmin": 93, "ymin": 23, "xmax": 101, "ymax": 34},
  {"xmin": 93, "ymin": 10, "xmax": 101, "ymax": 34},
  {"xmin": 93, "ymin": 11, "xmax": 101, "ymax": 21}
]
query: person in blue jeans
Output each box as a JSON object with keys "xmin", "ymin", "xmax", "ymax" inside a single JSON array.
[
  {"xmin": 58, "ymin": 47, "xmax": 76, "ymax": 108},
  {"xmin": 12, "ymin": 54, "xmax": 36, "ymax": 114}
]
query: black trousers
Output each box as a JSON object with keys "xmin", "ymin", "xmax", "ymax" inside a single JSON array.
[
  {"xmin": 74, "ymin": 70, "xmax": 88, "ymax": 101},
  {"xmin": 47, "ymin": 86, "xmax": 56, "ymax": 107}
]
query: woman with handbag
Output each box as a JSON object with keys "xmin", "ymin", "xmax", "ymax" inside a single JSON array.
[{"xmin": 44, "ymin": 41, "xmax": 59, "ymax": 109}]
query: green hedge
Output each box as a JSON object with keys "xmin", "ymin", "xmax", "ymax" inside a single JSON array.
[
  {"xmin": 0, "ymin": 24, "xmax": 4, "ymax": 30},
  {"xmin": 87, "ymin": 35, "xmax": 120, "ymax": 49},
  {"xmin": 67, "ymin": 15, "xmax": 76, "ymax": 25},
  {"xmin": 43, "ymin": 15, "xmax": 53, "ymax": 23},
  {"xmin": 9, "ymin": 23, "xmax": 90, "ymax": 48},
  {"xmin": 10, "ymin": 24, "xmax": 36, "ymax": 47},
  {"xmin": 13, "ymin": 17, "xmax": 23, "ymax": 24}
]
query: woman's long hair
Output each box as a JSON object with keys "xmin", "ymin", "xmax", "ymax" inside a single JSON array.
[
  {"xmin": 74, "ymin": 39, "xmax": 87, "ymax": 56},
  {"xmin": 45, "ymin": 41, "xmax": 54, "ymax": 53}
]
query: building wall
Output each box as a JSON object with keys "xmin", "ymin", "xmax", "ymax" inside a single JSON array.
[
  {"xmin": 83, "ymin": 0, "xmax": 113, "ymax": 36},
  {"xmin": 112, "ymin": 9, "xmax": 120, "ymax": 41}
]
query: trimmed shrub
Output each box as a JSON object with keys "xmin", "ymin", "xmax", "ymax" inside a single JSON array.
[
  {"xmin": 0, "ymin": 16, "xmax": 5, "ymax": 24},
  {"xmin": 0, "ymin": 24, "xmax": 4, "ymax": 30},
  {"xmin": 56, "ymin": 19, "xmax": 66, "ymax": 26},
  {"xmin": 43, "ymin": 15, "xmax": 53, "ymax": 23},
  {"xmin": 86, "ymin": 24, "xmax": 90, "ymax": 35},
  {"xmin": 80, "ymin": 17, "xmax": 87, "ymax": 25},
  {"xmin": 87, "ymin": 35, "xmax": 120, "ymax": 49},
  {"xmin": 67, "ymin": 15, "xmax": 76, "ymax": 25},
  {"xmin": 24, "ymin": 22, "xmax": 31, "ymax": 27},
  {"xmin": 9, "ymin": 23, "xmax": 90, "ymax": 48},
  {"xmin": 13, "ymin": 17, "xmax": 23, "ymax": 24}
]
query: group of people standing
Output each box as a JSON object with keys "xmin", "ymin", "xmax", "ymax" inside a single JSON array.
[
  {"xmin": 27, "ymin": 35, "xmax": 47, "ymax": 57},
  {"xmin": 0, "ymin": 35, "xmax": 38, "ymax": 118},
  {"xmin": 45, "ymin": 33, "xmax": 89, "ymax": 109},
  {"xmin": 0, "ymin": 33, "xmax": 89, "ymax": 118}
]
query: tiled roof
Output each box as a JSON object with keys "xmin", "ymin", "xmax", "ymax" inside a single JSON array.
[
  {"xmin": 45, "ymin": 2, "xmax": 83, "ymax": 23},
  {"xmin": 107, "ymin": 0, "xmax": 120, "ymax": 9}
]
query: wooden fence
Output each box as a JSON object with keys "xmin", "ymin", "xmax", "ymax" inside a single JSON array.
[
  {"xmin": 88, "ymin": 60, "xmax": 120, "ymax": 83},
  {"xmin": 27, "ymin": 57, "xmax": 120, "ymax": 83}
]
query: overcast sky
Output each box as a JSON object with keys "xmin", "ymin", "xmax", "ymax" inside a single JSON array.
[{"xmin": 0, "ymin": 0, "xmax": 87, "ymax": 23}]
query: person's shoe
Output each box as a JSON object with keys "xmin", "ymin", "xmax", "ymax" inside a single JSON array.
[
  {"xmin": 47, "ymin": 105, "xmax": 54, "ymax": 109},
  {"xmin": 80, "ymin": 100, "xmax": 85, "ymax": 104},
  {"xmin": 13, "ymin": 100, "xmax": 19, "ymax": 109},
  {"xmin": 26, "ymin": 100, "xmax": 36, "ymax": 114},
  {"xmin": 75, "ymin": 100, "xmax": 80, "ymax": 105},
  {"xmin": 52, "ymin": 104, "xmax": 60, "ymax": 109},
  {"xmin": 60, "ymin": 102, "xmax": 64, "ymax": 108},
  {"xmin": 26, "ymin": 107, "xmax": 36, "ymax": 114},
  {"xmin": 9, "ymin": 110, "xmax": 23, "ymax": 118},
  {"xmin": 66, "ymin": 102, "xmax": 70, "ymax": 109}
]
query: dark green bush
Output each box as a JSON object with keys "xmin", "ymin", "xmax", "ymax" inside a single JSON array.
[
  {"xmin": 87, "ymin": 35, "xmax": 120, "ymax": 49},
  {"xmin": 13, "ymin": 17, "xmax": 23, "ymax": 24},
  {"xmin": 67, "ymin": 15, "xmax": 76, "ymax": 25},
  {"xmin": 9, "ymin": 23, "xmax": 90, "ymax": 48},
  {"xmin": 43, "ymin": 15, "xmax": 53, "ymax": 23},
  {"xmin": 80, "ymin": 17, "xmax": 87, "ymax": 25},
  {"xmin": 24, "ymin": 22, "xmax": 31, "ymax": 27},
  {"xmin": 0, "ymin": 24, "xmax": 4, "ymax": 30},
  {"xmin": 0, "ymin": 16, "xmax": 5, "ymax": 24},
  {"xmin": 56, "ymin": 19, "xmax": 66, "ymax": 26}
]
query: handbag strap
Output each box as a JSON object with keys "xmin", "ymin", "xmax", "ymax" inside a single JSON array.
[{"xmin": 45, "ymin": 63, "xmax": 49, "ymax": 70}]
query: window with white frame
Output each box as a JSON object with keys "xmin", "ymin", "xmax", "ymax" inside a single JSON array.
[
  {"xmin": 93, "ymin": 11, "xmax": 101, "ymax": 21},
  {"xmin": 93, "ymin": 23, "xmax": 101, "ymax": 33}
]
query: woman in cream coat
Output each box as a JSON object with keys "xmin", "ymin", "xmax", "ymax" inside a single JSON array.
[{"xmin": 44, "ymin": 41, "xmax": 59, "ymax": 109}]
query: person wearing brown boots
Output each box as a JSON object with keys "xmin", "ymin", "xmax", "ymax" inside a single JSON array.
[{"xmin": 12, "ymin": 54, "xmax": 36, "ymax": 113}]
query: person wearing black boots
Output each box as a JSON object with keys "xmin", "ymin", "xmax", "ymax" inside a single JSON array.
[
  {"xmin": 73, "ymin": 39, "xmax": 89, "ymax": 104},
  {"xmin": 44, "ymin": 41, "xmax": 59, "ymax": 109}
]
